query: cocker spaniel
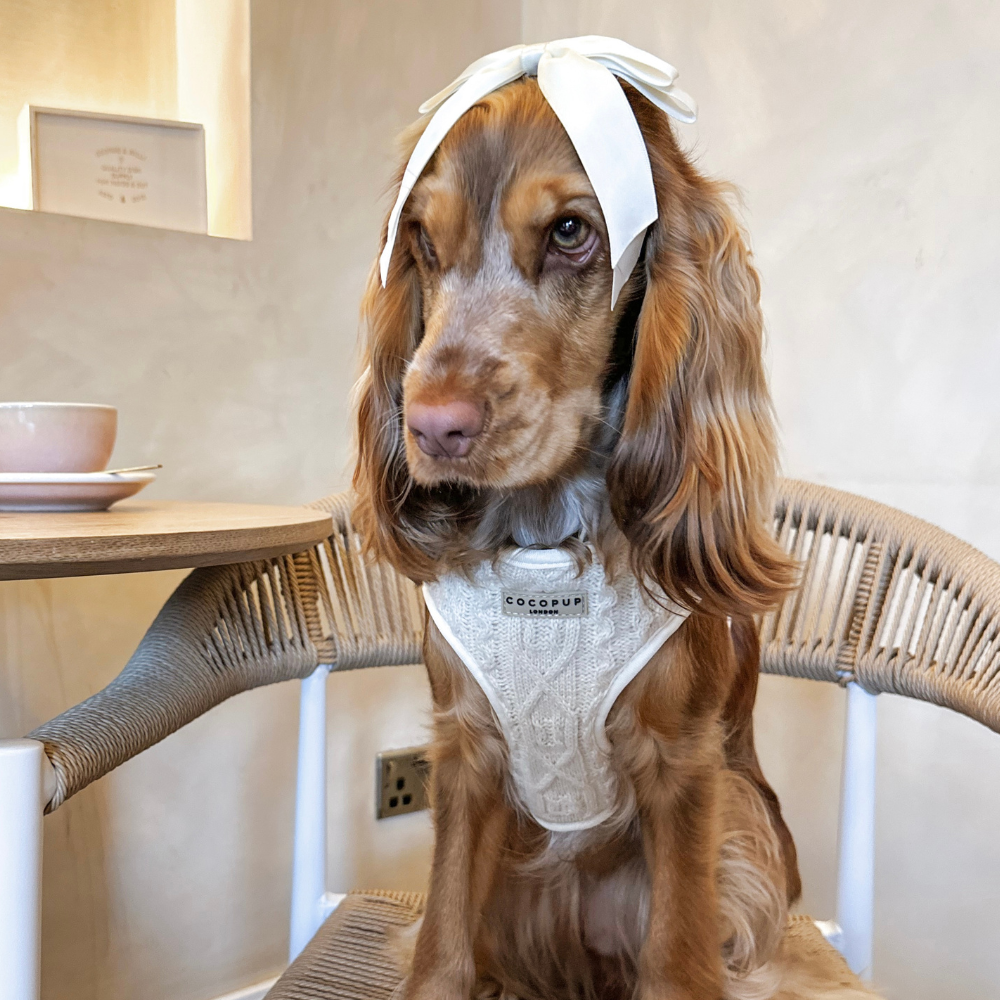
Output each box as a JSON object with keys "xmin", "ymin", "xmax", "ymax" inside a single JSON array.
[{"xmin": 352, "ymin": 75, "xmax": 877, "ymax": 1000}]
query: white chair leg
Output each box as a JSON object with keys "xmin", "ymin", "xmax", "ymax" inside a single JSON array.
[
  {"xmin": 289, "ymin": 665, "xmax": 342, "ymax": 962},
  {"xmin": 836, "ymin": 682, "xmax": 878, "ymax": 980},
  {"xmin": 0, "ymin": 739, "xmax": 50, "ymax": 1000}
]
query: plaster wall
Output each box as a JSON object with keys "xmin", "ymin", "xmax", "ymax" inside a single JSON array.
[
  {"xmin": 521, "ymin": 4, "xmax": 1000, "ymax": 998},
  {"xmin": 175, "ymin": 0, "xmax": 252, "ymax": 239}
]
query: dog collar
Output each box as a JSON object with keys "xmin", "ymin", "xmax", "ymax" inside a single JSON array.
[{"xmin": 379, "ymin": 37, "xmax": 697, "ymax": 308}]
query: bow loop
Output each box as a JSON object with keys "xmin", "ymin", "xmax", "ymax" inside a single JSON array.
[
  {"xmin": 519, "ymin": 42, "xmax": 546, "ymax": 77},
  {"xmin": 382, "ymin": 36, "xmax": 697, "ymax": 307}
]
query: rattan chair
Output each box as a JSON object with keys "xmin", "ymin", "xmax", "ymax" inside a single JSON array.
[{"xmin": 3, "ymin": 480, "xmax": 1000, "ymax": 999}]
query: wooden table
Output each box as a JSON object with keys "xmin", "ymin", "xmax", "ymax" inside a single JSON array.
[{"xmin": 0, "ymin": 500, "xmax": 333, "ymax": 580}]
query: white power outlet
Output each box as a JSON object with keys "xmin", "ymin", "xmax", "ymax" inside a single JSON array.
[{"xmin": 376, "ymin": 746, "xmax": 430, "ymax": 819}]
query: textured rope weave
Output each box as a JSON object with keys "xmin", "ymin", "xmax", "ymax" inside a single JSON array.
[
  {"xmin": 266, "ymin": 891, "xmax": 425, "ymax": 1000},
  {"xmin": 762, "ymin": 479, "xmax": 1000, "ymax": 732},
  {"xmin": 29, "ymin": 492, "xmax": 425, "ymax": 812},
  {"xmin": 29, "ymin": 555, "xmax": 320, "ymax": 812},
  {"xmin": 300, "ymin": 493, "xmax": 424, "ymax": 669}
]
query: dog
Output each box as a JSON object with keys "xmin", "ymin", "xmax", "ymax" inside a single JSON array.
[{"xmin": 352, "ymin": 75, "xmax": 878, "ymax": 1000}]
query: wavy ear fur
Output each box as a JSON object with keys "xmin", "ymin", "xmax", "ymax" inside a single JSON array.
[
  {"xmin": 352, "ymin": 190, "xmax": 481, "ymax": 581},
  {"xmin": 607, "ymin": 92, "xmax": 797, "ymax": 616},
  {"xmin": 352, "ymin": 243, "xmax": 423, "ymax": 573},
  {"xmin": 353, "ymin": 116, "xmax": 462, "ymax": 580}
]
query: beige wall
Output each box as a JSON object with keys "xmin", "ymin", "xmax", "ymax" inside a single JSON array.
[
  {"xmin": 525, "ymin": 3, "xmax": 1000, "ymax": 998},
  {"xmin": 2, "ymin": 2, "xmax": 998, "ymax": 998},
  {"xmin": 175, "ymin": 0, "xmax": 252, "ymax": 238},
  {"xmin": 0, "ymin": 2, "xmax": 517, "ymax": 998}
]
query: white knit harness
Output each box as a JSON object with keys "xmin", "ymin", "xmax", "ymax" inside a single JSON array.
[{"xmin": 423, "ymin": 548, "xmax": 689, "ymax": 831}]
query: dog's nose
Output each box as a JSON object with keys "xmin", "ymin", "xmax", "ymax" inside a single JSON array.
[{"xmin": 406, "ymin": 399, "xmax": 485, "ymax": 458}]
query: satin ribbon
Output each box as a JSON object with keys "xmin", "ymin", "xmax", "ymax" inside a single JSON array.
[{"xmin": 378, "ymin": 36, "xmax": 697, "ymax": 308}]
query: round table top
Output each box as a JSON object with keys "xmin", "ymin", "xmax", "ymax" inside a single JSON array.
[{"xmin": 0, "ymin": 500, "xmax": 334, "ymax": 581}]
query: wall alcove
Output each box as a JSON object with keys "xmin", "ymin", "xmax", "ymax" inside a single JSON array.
[{"xmin": 0, "ymin": 0, "xmax": 251, "ymax": 239}]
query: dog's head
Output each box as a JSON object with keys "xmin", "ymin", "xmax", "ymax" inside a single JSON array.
[{"xmin": 354, "ymin": 78, "xmax": 795, "ymax": 615}]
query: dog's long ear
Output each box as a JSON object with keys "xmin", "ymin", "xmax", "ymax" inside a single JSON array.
[
  {"xmin": 607, "ymin": 94, "xmax": 797, "ymax": 616},
  {"xmin": 351, "ymin": 216, "xmax": 429, "ymax": 575}
]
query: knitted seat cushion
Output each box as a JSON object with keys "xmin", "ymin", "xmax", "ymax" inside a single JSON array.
[{"xmin": 265, "ymin": 893, "xmax": 863, "ymax": 999}]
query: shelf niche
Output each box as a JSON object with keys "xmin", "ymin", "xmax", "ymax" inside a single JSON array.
[{"xmin": 0, "ymin": 0, "xmax": 251, "ymax": 240}]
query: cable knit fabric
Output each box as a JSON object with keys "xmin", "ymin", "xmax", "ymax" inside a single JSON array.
[{"xmin": 423, "ymin": 548, "xmax": 689, "ymax": 831}]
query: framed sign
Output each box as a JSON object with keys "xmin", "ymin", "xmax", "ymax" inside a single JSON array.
[{"xmin": 29, "ymin": 107, "xmax": 207, "ymax": 234}]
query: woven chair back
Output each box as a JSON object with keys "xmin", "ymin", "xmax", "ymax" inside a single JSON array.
[
  {"xmin": 762, "ymin": 480, "xmax": 1000, "ymax": 732},
  {"xmin": 299, "ymin": 493, "xmax": 424, "ymax": 670}
]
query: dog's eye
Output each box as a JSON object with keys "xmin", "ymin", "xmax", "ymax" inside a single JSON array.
[
  {"xmin": 549, "ymin": 216, "xmax": 590, "ymax": 251},
  {"xmin": 416, "ymin": 225, "xmax": 438, "ymax": 265}
]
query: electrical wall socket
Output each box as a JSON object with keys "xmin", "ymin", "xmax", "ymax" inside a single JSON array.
[{"xmin": 376, "ymin": 746, "xmax": 430, "ymax": 819}]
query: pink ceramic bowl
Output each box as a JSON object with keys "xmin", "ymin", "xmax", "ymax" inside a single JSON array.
[{"xmin": 0, "ymin": 402, "xmax": 117, "ymax": 473}]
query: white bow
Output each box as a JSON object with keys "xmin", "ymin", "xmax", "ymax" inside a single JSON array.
[{"xmin": 378, "ymin": 36, "xmax": 697, "ymax": 308}]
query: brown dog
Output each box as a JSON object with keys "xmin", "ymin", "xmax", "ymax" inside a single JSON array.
[{"xmin": 353, "ymin": 78, "xmax": 874, "ymax": 1000}]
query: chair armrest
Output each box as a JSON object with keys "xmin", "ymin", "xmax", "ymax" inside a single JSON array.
[
  {"xmin": 29, "ymin": 556, "xmax": 319, "ymax": 812},
  {"xmin": 27, "ymin": 491, "xmax": 425, "ymax": 812}
]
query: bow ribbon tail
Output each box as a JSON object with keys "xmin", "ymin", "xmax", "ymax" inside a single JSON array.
[{"xmin": 537, "ymin": 48, "xmax": 658, "ymax": 307}]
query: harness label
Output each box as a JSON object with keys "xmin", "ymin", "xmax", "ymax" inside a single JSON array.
[{"xmin": 501, "ymin": 591, "xmax": 589, "ymax": 618}]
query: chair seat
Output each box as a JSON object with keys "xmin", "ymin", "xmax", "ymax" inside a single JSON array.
[
  {"xmin": 267, "ymin": 891, "xmax": 425, "ymax": 1000},
  {"xmin": 265, "ymin": 892, "xmax": 863, "ymax": 999}
]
